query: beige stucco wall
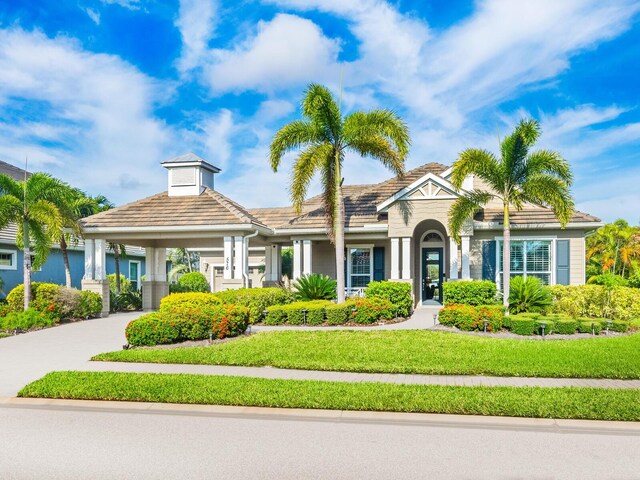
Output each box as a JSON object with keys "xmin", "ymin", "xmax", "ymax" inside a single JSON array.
[
  {"xmin": 469, "ymin": 229, "xmax": 587, "ymax": 285},
  {"xmin": 200, "ymin": 252, "xmax": 266, "ymax": 291},
  {"xmin": 311, "ymin": 239, "xmax": 392, "ymax": 281},
  {"xmin": 387, "ymin": 199, "xmax": 457, "ymax": 237}
]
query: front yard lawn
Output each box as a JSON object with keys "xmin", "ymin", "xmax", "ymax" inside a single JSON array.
[
  {"xmin": 94, "ymin": 330, "xmax": 640, "ymax": 379},
  {"xmin": 19, "ymin": 371, "xmax": 640, "ymax": 421}
]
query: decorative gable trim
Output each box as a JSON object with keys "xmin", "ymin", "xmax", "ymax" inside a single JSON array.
[{"xmin": 376, "ymin": 173, "xmax": 466, "ymax": 212}]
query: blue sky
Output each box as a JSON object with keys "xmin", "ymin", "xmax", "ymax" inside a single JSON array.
[{"xmin": 0, "ymin": 0, "xmax": 639, "ymax": 222}]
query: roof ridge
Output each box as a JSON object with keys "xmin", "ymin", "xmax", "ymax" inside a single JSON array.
[{"xmin": 79, "ymin": 191, "xmax": 167, "ymax": 223}]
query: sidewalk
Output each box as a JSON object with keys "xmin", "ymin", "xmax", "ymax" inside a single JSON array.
[{"xmin": 81, "ymin": 361, "xmax": 640, "ymax": 389}]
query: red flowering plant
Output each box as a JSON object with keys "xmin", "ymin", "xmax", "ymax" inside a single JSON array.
[{"xmin": 438, "ymin": 304, "xmax": 504, "ymax": 331}]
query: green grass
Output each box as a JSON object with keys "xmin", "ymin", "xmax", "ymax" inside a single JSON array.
[
  {"xmin": 94, "ymin": 330, "xmax": 640, "ymax": 379},
  {"xmin": 18, "ymin": 371, "xmax": 640, "ymax": 421},
  {"xmin": 0, "ymin": 332, "xmax": 9, "ymax": 339}
]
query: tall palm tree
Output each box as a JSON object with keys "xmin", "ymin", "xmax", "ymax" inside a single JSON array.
[
  {"xmin": 448, "ymin": 118, "xmax": 574, "ymax": 306},
  {"xmin": 0, "ymin": 173, "xmax": 67, "ymax": 309},
  {"xmin": 270, "ymin": 84, "xmax": 410, "ymax": 302},
  {"xmin": 587, "ymin": 220, "xmax": 640, "ymax": 279}
]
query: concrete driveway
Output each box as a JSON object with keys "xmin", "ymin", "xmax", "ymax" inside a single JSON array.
[{"xmin": 0, "ymin": 312, "xmax": 141, "ymax": 396}]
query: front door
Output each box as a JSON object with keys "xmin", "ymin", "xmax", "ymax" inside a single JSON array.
[{"xmin": 422, "ymin": 248, "xmax": 443, "ymax": 303}]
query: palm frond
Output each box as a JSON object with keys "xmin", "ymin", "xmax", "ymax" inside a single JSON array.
[
  {"xmin": 343, "ymin": 109, "xmax": 410, "ymax": 162},
  {"xmin": 346, "ymin": 135, "xmax": 404, "ymax": 176},
  {"xmin": 269, "ymin": 120, "xmax": 321, "ymax": 172},
  {"xmin": 520, "ymin": 173, "xmax": 574, "ymax": 227},
  {"xmin": 520, "ymin": 149, "xmax": 573, "ymax": 184},
  {"xmin": 301, "ymin": 84, "xmax": 342, "ymax": 141},
  {"xmin": 28, "ymin": 221, "xmax": 53, "ymax": 270},
  {"xmin": 450, "ymin": 148, "xmax": 503, "ymax": 193},
  {"xmin": 448, "ymin": 190, "xmax": 495, "ymax": 243},
  {"xmin": 0, "ymin": 173, "xmax": 23, "ymax": 198},
  {"xmin": 290, "ymin": 142, "xmax": 334, "ymax": 213},
  {"xmin": 0, "ymin": 195, "xmax": 21, "ymax": 229},
  {"xmin": 28, "ymin": 199, "xmax": 63, "ymax": 234}
]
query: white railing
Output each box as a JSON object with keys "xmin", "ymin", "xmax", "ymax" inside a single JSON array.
[{"xmin": 345, "ymin": 287, "xmax": 366, "ymax": 298}]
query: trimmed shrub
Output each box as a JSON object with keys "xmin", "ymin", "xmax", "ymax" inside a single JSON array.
[
  {"xmin": 215, "ymin": 288, "xmax": 296, "ymax": 323},
  {"xmin": 175, "ymin": 272, "xmax": 210, "ymax": 293},
  {"xmin": 508, "ymin": 276, "xmax": 552, "ymax": 314},
  {"xmin": 554, "ymin": 319, "xmax": 578, "ymax": 334},
  {"xmin": 160, "ymin": 292, "xmax": 222, "ymax": 311},
  {"xmin": 325, "ymin": 301, "xmax": 354, "ymax": 326},
  {"xmin": 508, "ymin": 316, "xmax": 535, "ymax": 336},
  {"xmin": 292, "ymin": 274, "xmax": 337, "ymax": 301},
  {"xmin": 442, "ymin": 280, "xmax": 497, "ymax": 306},
  {"xmin": 7, "ymin": 283, "xmax": 61, "ymax": 315},
  {"xmin": 578, "ymin": 321, "xmax": 602, "ymax": 335},
  {"xmin": 437, "ymin": 304, "xmax": 504, "ymax": 332},
  {"xmin": 264, "ymin": 305, "xmax": 287, "ymax": 325},
  {"xmin": 588, "ymin": 273, "xmax": 628, "ymax": 288},
  {"xmin": 0, "ymin": 308, "xmax": 56, "ymax": 331},
  {"xmin": 125, "ymin": 304, "xmax": 249, "ymax": 346},
  {"xmin": 280, "ymin": 301, "xmax": 331, "ymax": 325},
  {"xmin": 365, "ymin": 281, "xmax": 413, "ymax": 317},
  {"xmin": 549, "ymin": 285, "xmax": 640, "ymax": 321},
  {"xmin": 304, "ymin": 301, "xmax": 330, "ymax": 326},
  {"xmin": 6, "ymin": 283, "xmax": 102, "ymax": 321},
  {"xmin": 534, "ymin": 318, "xmax": 555, "ymax": 335},
  {"xmin": 351, "ymin": 297, "xmax": 394, "ymax": 324},
  {"xmin": 76, "ymin": 291, "xmax": 103, "ymax": 318}
]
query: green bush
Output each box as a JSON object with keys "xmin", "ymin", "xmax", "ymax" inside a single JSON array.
[
  {"xmin": 215, "ymin": 288, "xmax": 296, "ymax": 323},
  {"xmin": 533, "ymin": 318, "xmax": 555, "ymax": 335},
  {"xmin": 351, "ymin": 297, "xmax": 393, "ymax": 324},
  {"xmin": 111, "ymin": 290, "xmax": 142, "ymax": 312},
  {"xmin": 6, "ymin": 283, "xmax": 102, "ymax": 320},
  {"xmin": 549, "ymin": 285, "xmax": 640, "ymax": 321},
  {"xmin": 125, "ymin": 304, "xmax": 249, "ymax": 346},
  {"xmin": 264, "ymin": 305, "xmax": 287, "ymax": 325},
  {"xmin": 588, "ymin": 273, "xmax": 628, "ymax": 288},
  {"xmin": 578, "ymin": 321, "xmax": 602, "ymax": 335},
  {"xmin": 325, "ymin": 301, "xmax": 354, "ymax": 325},
  {"xmin": 508, "ymin": 276, "xmax": 553, "ymax": 314},
  {"xmin": 442, "ymin": 280, "xmax": 497, "ymax": 306},
  {"xmin": 438, "ymin": 304, "xmax": 504, "ymax": 332},
  {"xmin": 0, "ymin": 308, "xmax": 57, "ymax": 331},
  {"xmin": 292, "ymin": 274, "xmax": 337, "ymax": 301},
  {"xmin": 7, "ymin": 283, "xmax": 61, "ymax": 315},
  {"xmin": 607, "ymin": 320, "xmax": 629, "ymax": 333},
  {"xmin": 628, "ymin": 274, "xmax": 640, "ymax": 289},
  {"xmin": 76, "ymin": 291, "xmax": 103, "ymax": 318},
  {"xmin": 108, "ymin": 274, "xmax": 132, "ymax": 293},
  {"xmin": 508, "ymin": 316, "xmax": 535, "ymax": 335},
  {"xmin": 175, "ymin": 272, "xmax": 210, "ymax": 293},
  {"xmin": 160, "ymin": 292, "xmax": 222, "ymax": 311},
  {"xmin": 280, "ymin": 301, "xmax": 331, "ymax": 325},
  {"xmin": 554, "ymin": 319, "xmax": 578, "ymax": 334},
  {"xmin": 365, "ymin": 281, "xmax": 413, "ymax": 317}
]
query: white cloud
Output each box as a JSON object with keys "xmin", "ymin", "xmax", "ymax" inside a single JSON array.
[
  {"xmin": 84, "ymin": 8, "xmax": 101, "ymax": 25},
  {"xmin": 100, "ymin": 0, "xmax": 141, "ymax": 9},
  {"xmin": 203, "ymin": 13, "xmax": 341, "ymax": 94},
  {"xmin": 175, "ymin": 0, "xmax": 218, "ymax": 74},
  {"xmin": 0, "ymin": 28, "xmax": 174, "ymax": 201}
]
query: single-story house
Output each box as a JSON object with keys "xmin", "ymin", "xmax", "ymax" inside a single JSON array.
[
  {"xmin": 79, "ymin": 153, "xmax": 601, "ymax": 313},
  {"xmin": 0, "ymin": 160, "xmax": 146, "ymax": 298}
]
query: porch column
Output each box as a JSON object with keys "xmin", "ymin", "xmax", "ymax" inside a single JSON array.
[
  {"xmin": 142, "ymin": 247, "xmax": 169, "ymax": 311},
  {"xmin": 234, "ymin": 236, "xmax": 244, "ymax": 280},
  {"xmin": 84, "ymin": 239, "xmax": 95, "ymax": 280},
  {"xmin": 81, "ymin": 238, "xmax": 109, "ymax": 317},
  {"xmin": 271, "ymin": 245, "xmax": 282, "ymax": 281},
  {"xmin": 401, "ymin": 237, "xmax": 411, "ymax": 280},
  {"xmin": 461, "ymin": 236, "xmax": 471, "ymax": 280},
  {"xmin": 292, "ymin": 240, "xmax": 302, "ymax": 280},
  {"xmin": 449, "ymin": 238, "xmax": 459, "ymax": 280},
  {"xmin": 390, "ymin": 238, "xmax": 400, "ymax": 280},
  {"xmin": 302, "ymin": 240, "xmax": 312, "ymax": 275},
  {"xmin": 223, "ymin": 236, "xmax": 233, "ymax": 279}
]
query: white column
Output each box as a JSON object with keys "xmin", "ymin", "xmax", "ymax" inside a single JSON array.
[
  {"xmin": 390, "ymin": 238, "xmax": 400, "ymax": 280},
  {"xmin": 461, "ymin": 236, "xmax": 471, "ymax": 280},
  {"xmin": 84, "ymin": 239, "xmax": 95, "ymax": 280},
  {"xmin": 154, "ymin": 248, "xmax": 167, "ymax": 282},
  {"xmin": 234, "ymin": 236, "xmax": 244, "ymax": 280},
  {"xmin": 94, "ymin": 239, "xmax": 107, "ymax": 281},
  {"xmin": 449, "ymin": 238, "xmax": 459, "ymax": 280},
  {"xmin": 401, "ymin": 237, "xmax": 411, "ymax": 280},
  {"xmin": 302, "ymin": 240, "xmax": 312, "ymax": 275},
  {"xmin": 292, "ymin": 240, "xmax": 302, "ymax": 280},
  {"xmin": 223, "ymin": 236, "xmax": 233, "ymax": 279},
  {"xmin": 271, "ymin": 245, "xmax": 281, "ymax": 281},
  {"xmin": 145, "ymin": 247, "xmax": 156, "ymax": 281}
]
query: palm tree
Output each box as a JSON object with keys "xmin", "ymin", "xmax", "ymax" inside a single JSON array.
[
  {"xmin": 587, "ymin": 220, "xmax": 640, "ymax": 279},
  {"xmin": 168, "ymin": 247, "xmax": 196, "ymax": 282},
  {"xmin": 270, "ymin": 84, "xmax": 410, "ymax": 302},
  {"xmin": 0, "ymin": 173, "xmax": 68, "ymax": 309},
  {"xmin": 448, "ymin": 118, "xmax": 574, "ymax": 306}
]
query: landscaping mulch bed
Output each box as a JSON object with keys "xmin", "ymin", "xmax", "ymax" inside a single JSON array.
[{"xmin": 431, "ymin": 324, "xmax": 630, "ymax": 340}]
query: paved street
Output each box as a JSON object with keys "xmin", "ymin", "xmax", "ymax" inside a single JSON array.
[{"xmin": 1, "ymin": 400, "xmax": 639, "ymax": 480}]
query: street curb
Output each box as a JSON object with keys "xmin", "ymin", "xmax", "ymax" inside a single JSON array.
[{"xmin": 2, "ymin": 396, "xmax": 639, "ymax": 434}]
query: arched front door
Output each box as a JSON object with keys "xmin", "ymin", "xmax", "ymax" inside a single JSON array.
[{"xmin": 421, "ymin": 231, "xmax": 445, "ymax": 304}]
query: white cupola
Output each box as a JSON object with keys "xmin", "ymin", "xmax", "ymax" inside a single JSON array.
[{"xmin": 162, "ymin": 152, "xmax": 221, "ymax": 197}]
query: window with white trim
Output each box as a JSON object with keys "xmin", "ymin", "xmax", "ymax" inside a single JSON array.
[
  {"xmin": 347, "ymin": 246, "xmax": 373, "ymax": 288},
  {"xmin": 498, "ymin": 240, "xmax": 552, "ymax": 287},
  {"xmin": 129, "ymin": 260, "xmax": 141, "ymax": 290},
  {"xmin": 0, "ymin": 249, "xmax": 17, "ymax": 270}
]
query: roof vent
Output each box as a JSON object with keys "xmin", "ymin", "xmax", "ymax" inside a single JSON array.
[{"xmin": 162, "ymin": 153, "xmax": 221, "ymax": 197}]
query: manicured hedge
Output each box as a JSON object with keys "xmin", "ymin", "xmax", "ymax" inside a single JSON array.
[
  {"xmin": 269, "ymin": 301, "xmax": 333, "ymax": 326},
  {"xmin": 214, "ymin": 288, "xmax": 296, "ymax": 323},
  {"xmin": 160, "ymin": 292, "xmax": 222, "ymax": 310},
  {"xmin": 169, "ymin": 272, "xmax": 211, "ymax": 293},
  {"xmin": 508, "ymin": 316, "xmax": 535, "ymax": 336},
  {"xmin": 533, "ymin": 318, "xmax": 555, "ymax": 335},
  {"xmin": 125, "ymin": 303, "xmax": 249, "ymax": 346},
  {"xmin": 365, "ymin": 281, "xmax": 413, "ymax": 317},
  {"xmin": 352, "ymin": 297, "xmax": 394, "ymax": 324},
  {"xmin": 438, "ymin": 304, "xmax": 504, "ymax": 332},
  {"xmin": 325, "ymin": 301, "xmax": 355, "ymax": 325},
  {"xmin": 554, "ymin": 319, "xmax": 578, "ymax": 334},
  {"xmin": 549, "ymin": 285, "xmax": 640, "ymax": 321},
  {"xmin": 442, "ymin": 280, "xmax": 498, "ymax": 306}
]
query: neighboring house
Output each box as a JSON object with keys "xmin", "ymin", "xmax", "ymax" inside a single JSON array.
[
  {"xmin": 79, "ymin": 153, "xmax": 601, "ymax": 312},
  {"xmin": 0, "ymin": 160, "xmax": 146, "ymax": 298}
]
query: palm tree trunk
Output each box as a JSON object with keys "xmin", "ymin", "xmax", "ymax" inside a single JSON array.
[
  {"xmin": 114, "ymin": 247, "xmax": 121, "ymax": 294},
  {"xmin": 60, "ymin": 236, "xmax": 72, "ymax": 288},
  {"xmin": 502, "ymin": 202, "xmax": 511, "ymax": 309},
  {"xmin": 334, "ymin": 151, "xmax": 346, "ymax": 303},
  {"xmin": 23, "ymin": 221, "xmax": 31, "ymax": 311}
]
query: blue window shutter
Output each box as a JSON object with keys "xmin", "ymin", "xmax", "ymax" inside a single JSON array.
[
  {"xmin": 556, "ymin": 240, "xmax": 570, "ymax": 285},
  {"xmin": 482, "ymin": 240, "xmax": 497, "ymax": 281},
  {"xmin": 373, "ymin": 247, "xmax": 385, "ymax": 281}
]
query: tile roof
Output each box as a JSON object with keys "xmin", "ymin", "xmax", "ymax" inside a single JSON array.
[
  {"xmin": 81, "ymin": 188, "xmax": 266, "ymax": 229},
  {"xmin": 475, "ymin": 208, "xmax": 601, "ymax": 225},
  {"xmin": 0, "ymin": 160, "xmax": 30, "ymax": 181}
]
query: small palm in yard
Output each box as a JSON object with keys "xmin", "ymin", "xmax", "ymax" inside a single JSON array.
[
  {"xmin": 448, "ymin": 118, "xmax": 574, "ymax": 306},
  {"xmin": 508, "ymin": 276, "xmax": 553, "ymax": 314},
  {"xmin": 293, "ymin": 273, "xmax": 337, "ymax": 301},
  {"xmin": 270, "ymin": 84, "xmax": 410, "ymax": 302}
]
